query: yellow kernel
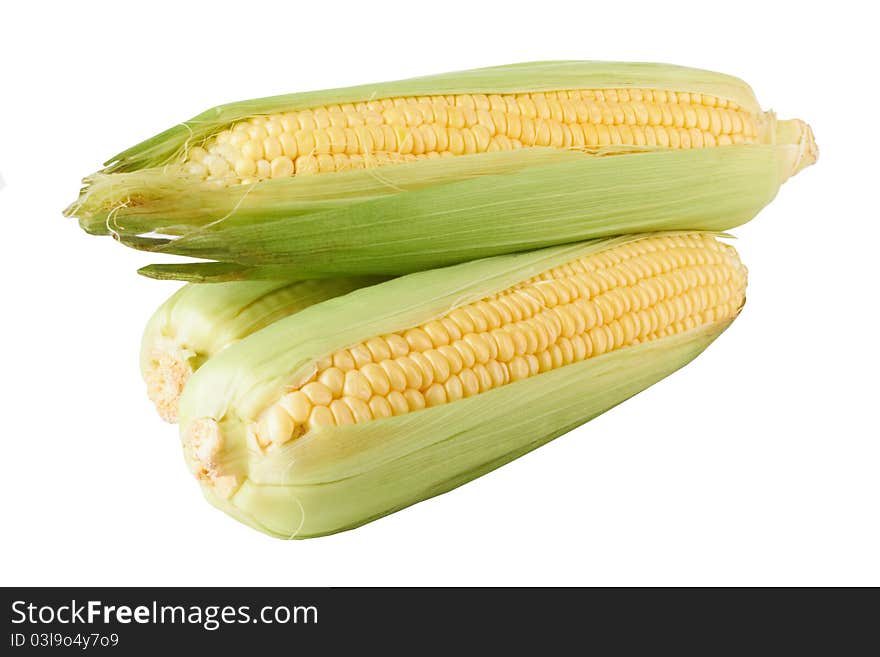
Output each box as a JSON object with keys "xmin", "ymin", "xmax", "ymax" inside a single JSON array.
[
  {"xmin": 425, "ymin": 383, "xmax": 447, "ymax": 407},
  {"xmin": 324, "ymin": 126, "xmax": 345, "ymax": 155},
  {"xmin": 486, "ymin": 360, "xmax": 509, "ymax": 387},
  {"xmin": 329, "ymin": 399, "xmax": 355, "ymax": 426},
  {"xmin": 459, "ymin": 369, "xmax": 480, "ymax": 396},
  {"xmin": 361, "ymin": 362, "xmax": 391, "ymax": 396},
  {"xmin": 451, "ymin": 340, "xmax": 477, "ymax": 369},
  {"xmin": 279, "ymin": 391, "xmax": 311, "ymax": 425},
  {"xmin": 255, "ymin": 159, "xmax": 271, "ymax": 178},
  {"xmin": 318, "ymin": 367, "xmax": 345, "ymax": 397},
  {"xmin": 582, "ymin": 123, "xmax": 599, "ymax": 146},
  {"xmin": 403, "ymin": 389, "xmax": 426, "ymax": 411},
  {"xmin": 409, "ymin": 126, "xmax": 426, "ymax": 154},
  {"xmin": 204, "ymin": 154, "xmax": 230, "ymax": 177},
  {"xmin": 537, "ymin": 350, "xmax": 554, "ymax": 372},
  {"xmin": 233, "ymin": 158, "xmax": 256, "ymax": 178},
  {"xmin": 570, "ymin": 334, "xmax": 588, "ymax": 361},
  {"xmin": 241, "ymin": 140, "xmax": 263, "ymax": 161},
  {"xmin": 720, "ymin": 110, "xmax": 733, "ymax": 134},
  {"xmin": 293, "ymin": 155, "xmax": 317, "ymax": 175},
  {"xmin": 444, "ymin": 375, "xmax": 464, "ymax": 402},
  {"xmin": 525, "ymin": 354, "xmax": 540, "ymax": 376},
  {"xmin": 343, "ymin": 370, "xmax": 373, "ymax": 401},
  {"xmin": 438, "ymin": 344, "xmax": 463, "ymax": 374},
  {"xmin": 460, "ymin": 128, "xmax": 477, "ymax": 154},
  {"xmin": 396, "ymin": 356, "xmax": 424, "ymax": 390},
  {"xmin": 348, "ymin": 343, "xmax": 373, "ymax": 367},
  {"xmin": 423, "ymin": 349, "xmax": 451, "ymax": 382},
  {"xmin": 277, "ymin": 133, "xmax": 298, "ymax": 159},
  {"xmin": 294, "ymin": 130, "xmax": 316, "ymax": 155},
  {"xmin": 247, "ymin": 124, "xmax": 268, "ymax": 140},
  {"xmin": 419, "ymin": 124, "xmax": 438, "ymax": 152},
  {"xmin": 342, "ymin": 128, "xmax": 360, "ymax": 154},
  {"xmin": 409, "ymin": 352, "xmax": 435, "ymax": 388},
  {"xmin": 472, "ymin": 363, "xmax": 493, "ymax": 392},
  {"xmin": 368, "ymin": 396, "xmax": 394, "ymax": 419},
  {"xmin": 589, "ymin": 326, "xmax": 609, "ymax": 355},
  {"xmin": 258, "ymin": 405, "xmax": 294, "ymax": 446},
  {"xmin": 383, "ymin": 107, "xmax": 406, "ymax": 126},
  {"xmin": 447, "ymin": 128, "xmax": 465, "ymax": 154},
  {"xmin": 301, "ymin": 381, "xmax": 333, "ymax": 406},
  {"xmin": 508, "ymin": 356, "xmax": 530, "ymax": 382},
  {"xmin": 404, "ymin": 328, "xmax": 433, "ymax": 352},
  {"xmin": 332, "ymin": 350, "xmax": 355, "ymax": 371},
  {"xmin": 422, "ymin": 320, "xmax": 450, "ymax": 346},
  {"xmin": 343, "ymin": 397, "xmax": 373, "ymax": 423},
  {"xmin": 472, "ymin": 124, "xmax": 492, "ymax": 152},
  {"xmin": 308, "ymin": 405, "xmax": 335, "ymax": 428},
  {"xmin": 381, "ymin": 334, "xmax": 408, "ymax": 358},
  {"xmin": 387, "ymin": 390, "xmax": 409, "ymax": 415},
  {"xmin": 262, "ymin": 137, "xmax": 282, "ymax": 161},
  {"xmin": 670, "ymin": 104, "xmax": 685, "ymax": 128},
  {"xmin": 709, "ymin": 111, "xmax": 722, "ymax": 135},
  {"xmin": 463, "ymin": 332, "xmax": 493, "ymax": 362},
  {"xmin": 395, "ymin": 127, "xmax": 414, "ymax": 154},
  {"xmin": 313, "ymin": 131, "xmax": 332, "ymax": 155},
  {"xmin": 378, "ymin": 359, "xmax": 407, "ymax": 392},
  {"xmin": 439, "ymin": 318, "xmax": 463, "ymax": 342},
  {"xmin": 490, "ymin": 329, "xmax": 516, "ymax": 362},
  {"xmin": 187, "ymin": 146, "xmax": 208, "ymax": 162},
  {"xmin": 475, "ymin": 301, "xmax": 503, "ymax": 329},
  {"xmin": 270, "ymin": 156, "xmax": 294, "ymax": 178},
  {"xmin": 558, "ymin": 337, "xmax": 575, "ymax": 364},
  {"xmin": 314, "ymin": 110, "xmax": 331, "ymax": 129},
  {"xmin": 460, "ymin": 305, "xmax": 488, "ymax": 332},
  {"xmin": 505, "ymin": 326, "xmax": 526, "ymax": 356},
  {"xmin": 359, "ymin": 336, "xmax": 390, "ymax": 362},
  {"xmin": 381, "ymin": 125, "xmax": 398, "ymax": 151},
  {"xmin": 183, "ymin": 161, "xmax": 208, "ymax": 178}
]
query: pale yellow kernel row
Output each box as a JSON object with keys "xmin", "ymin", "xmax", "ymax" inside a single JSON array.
[
  {"xmin": 296, "ymin": 98, "xmax": 750, "ymax": 132},
  {"xmin": 183, "ymin": 88, "xmax": 757, "ymax": 186},
  {"xmin": 253, "ymin": 89, "xmax": 740, "ymax": 124}
]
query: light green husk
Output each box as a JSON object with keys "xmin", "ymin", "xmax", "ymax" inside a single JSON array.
[
  {"xmin": 178, "ymin": 232, "xmax": 742, "ymax": 538},
  {"xmin": 142, "ymin": 276, "xmax": 383, "ymax": 422},
  {"xmin": 64, "ymin": 61, "xmax": 815, "ymax": 280}
]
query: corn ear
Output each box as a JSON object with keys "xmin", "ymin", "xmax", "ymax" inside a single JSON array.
[
  {"xmin": 142, "ymin": 277, "xmax": 382, "ymax": 422},
  {"xmin": 64, "ymin": 61, "xmax": 815, "ymax": 279},
  {"xmin": 178, "ymin": 232, "xmax": 747, "ymax": 538}
]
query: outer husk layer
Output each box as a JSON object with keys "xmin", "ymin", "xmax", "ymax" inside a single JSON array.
[
  {"xmin": 179, "ymin": 233, "xmax": 741, "ymax": 538},
  {"xmin": 128, "ymin": 145, "xmax": 789, "ymax": 279}
]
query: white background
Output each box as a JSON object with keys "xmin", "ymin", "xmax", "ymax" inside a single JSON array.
[{"xmin": 1, "ymin": 0, "xmax": 877, "ymax": 586}]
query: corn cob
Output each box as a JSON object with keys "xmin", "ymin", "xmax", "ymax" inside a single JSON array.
[
  {"xmin": 65, "ymin": 61, "xmax": 815, "ymax": 281},
  {"xmin": 142, "ymin": 277, "xmax": 382, "ymax": 422},
  {"xmin": 178, "ymin": 232, "xmax": 747, "ymax": 538}
]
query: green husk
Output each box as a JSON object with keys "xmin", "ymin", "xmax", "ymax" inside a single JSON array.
[
  {"xmin": 65, "ymin": 61, "xmax": 815, "ymax": 279},
  {"xmin": 137, "ymin": 262, "xmax": 272, "ymax": 283},
  {"xmin": 142, "ymin": 276, "xmax": 383, "ymax": 422},
  {"xmin": 178, "ymin": 232, "xmax": 742, "ymax": 538},
  {"xmin": 132, "ymin": 145, "xmax": 789, "ymax": 278}
]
